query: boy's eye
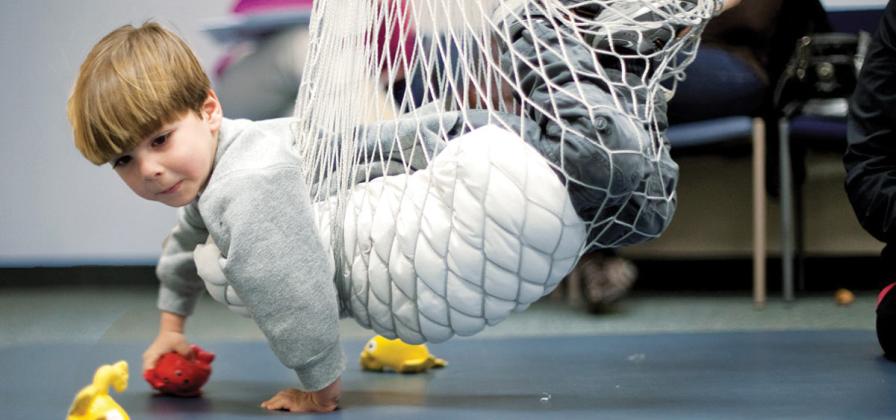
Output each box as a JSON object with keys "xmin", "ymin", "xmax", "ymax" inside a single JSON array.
[
  {"xmin": 151, "ymin": 134, "xmax": 168, "ymax": 147},
  {"xmin": 112, "ymin": 155, "xmax": 132, "ymax": 168}
]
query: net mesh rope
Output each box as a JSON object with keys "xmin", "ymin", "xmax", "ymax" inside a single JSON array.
[{"xmin": 292, "ymin": 0, "xmax": 716, "ymax": 342}]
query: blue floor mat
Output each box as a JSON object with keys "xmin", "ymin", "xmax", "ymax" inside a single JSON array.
[{"xmin": 3, "ymin": 330, "xmax": 894, "ymax": 419}]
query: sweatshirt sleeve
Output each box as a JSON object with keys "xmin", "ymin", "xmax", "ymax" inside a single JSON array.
[
  {"xmin": 204, "ymin": 165, "xmax": 343, "ymax": 392},
  {"xmin": 156, "ymin": 204, "xmax": 209, "ymax": 316},
  {"xmin": 845, "ymin": 2, "xmax": 896, "ymax": 244}
]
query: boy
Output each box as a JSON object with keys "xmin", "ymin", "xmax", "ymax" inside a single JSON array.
[
  {"xmin": 69, "ymin": 1, "xmax": 739, "ymax": 414},
  {"xmin": 68, "ymin": 22, "xmax": 342, "ymax": 412}
]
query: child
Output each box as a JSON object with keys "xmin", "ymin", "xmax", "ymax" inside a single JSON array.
[
  {"xmin": 69, "ymin": 1, "xmax": 737, "ymax": 413},
  {"xmin": 68, "ymin": 22, "xmax": 342, "ymax": 412}
]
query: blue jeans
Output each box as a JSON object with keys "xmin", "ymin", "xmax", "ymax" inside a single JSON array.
[{"xmin": 667, "ymin": 46, "xmax": 767, "ymax": 124}]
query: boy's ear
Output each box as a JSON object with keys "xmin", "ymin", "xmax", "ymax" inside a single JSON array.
[{"xmin": 202, "ymin": 89, "xmax": 223, "ymax": 133}]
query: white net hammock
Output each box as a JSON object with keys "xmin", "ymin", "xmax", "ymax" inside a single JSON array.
[{"xmin": 292, "ymin": 0, "xmax": 717, "ymax": 342}]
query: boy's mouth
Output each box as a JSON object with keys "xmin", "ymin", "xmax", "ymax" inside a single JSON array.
[{"xmin": 159, "ymin": 181, "xmax": 182, "ymax": 195}]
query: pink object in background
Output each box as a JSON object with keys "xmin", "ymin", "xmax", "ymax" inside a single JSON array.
[
  {"xmin": 879, "ymin": 282, "xmax": 896, "ymax": 308},
  {"xmin": 212, "ymin": 0, "xmax": 416, "ymax": 80},
  {"xmin": 376, "ymin": 0, "xmax": 416, "ymax": 74},
  {"xmin": 231, "ymin": 0, "xmax": 313, "ymax": 14}
]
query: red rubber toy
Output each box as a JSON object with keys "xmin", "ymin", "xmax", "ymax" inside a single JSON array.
[{"xmin": 143, "ymin": 344, "xmax": 215, "ymax": 397}]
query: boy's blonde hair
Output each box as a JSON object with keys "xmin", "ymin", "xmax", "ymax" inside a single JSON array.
[{"xmin": 68, "ymin": 22, "xmax": 211, "ymax": 165}]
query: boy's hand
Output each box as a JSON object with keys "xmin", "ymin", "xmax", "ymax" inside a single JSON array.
[
  {"xmin": 261, "ymin": 378, "xmax": 341, "ymax": 413},
  {"xmin": 143, "ymin": 311, "xmax": 191, "ymax": 371},
  {"xmin": 143, "ymin": 330, "xmax": 192, "ymax": 371}
]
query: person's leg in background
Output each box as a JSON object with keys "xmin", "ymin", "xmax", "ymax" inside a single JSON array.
[{"xmin": 667, "ymin": 46, "xmax": 767, "ymax": 124}]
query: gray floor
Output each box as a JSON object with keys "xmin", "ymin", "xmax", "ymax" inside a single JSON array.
[
  {"xmin": 0, "ymin": 285, "xmax": 887, "ymax": 419},
  {"xmin": 0, "ymin": 286, "xmax": 878, "ymax": 347}
]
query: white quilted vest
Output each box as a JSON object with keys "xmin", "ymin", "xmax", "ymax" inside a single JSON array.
[{"xmin": 194, "ymin": 125, "xmax": 586, "ymax": 343}]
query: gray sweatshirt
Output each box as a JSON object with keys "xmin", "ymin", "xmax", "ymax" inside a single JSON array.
[{"xmin": 155, "ymin": 117, "xmax": 344, "ymax": 392}]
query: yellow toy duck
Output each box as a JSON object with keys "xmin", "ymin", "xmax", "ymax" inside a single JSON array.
[
  {"xmin": 67, "ymin": 361, "xmax": 130, "ymax": 420},
  {"xmin": 360, "ymin": 336, "xmax": 447, "ymax": 373}
]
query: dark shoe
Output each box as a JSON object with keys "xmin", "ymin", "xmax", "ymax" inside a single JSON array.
[{"xmin": 572, "ymin": 253, "xmax": 637, "ymax": 313}]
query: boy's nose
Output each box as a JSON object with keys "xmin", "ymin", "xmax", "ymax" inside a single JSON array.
[{"xmin": 139, "ymin": 159, "xmax": 164, "ymax": 179}]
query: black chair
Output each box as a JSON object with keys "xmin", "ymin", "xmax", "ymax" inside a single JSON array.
[{"xmin": 777, "ymin": 5, "xmax": 884, "ymax": 300}]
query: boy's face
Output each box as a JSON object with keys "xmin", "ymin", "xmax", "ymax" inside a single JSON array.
[{"xmin": 110, "ymin": 92, "xmax": 222, "ymax": 207}]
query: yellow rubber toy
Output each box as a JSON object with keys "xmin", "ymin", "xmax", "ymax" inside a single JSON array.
[
  {"xmin": 360, "ymin": 336, "xmax": 447, "ymax": 373},
  {"xmin": 67, "ymin": 361, "xmax": 130, "ymax": 420}
]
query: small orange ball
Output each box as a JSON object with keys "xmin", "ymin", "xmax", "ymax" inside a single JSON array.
[{"xmin": 834, "ymin": 288, "xmax": 855, "ymax": 306}]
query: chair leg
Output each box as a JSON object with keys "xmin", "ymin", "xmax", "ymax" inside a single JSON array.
[
  {"xmin": 779, "ymin": 118, "xmax": 795, "ymax": 302},
  {"xmin": 795, "ymin": 178, "xmax": 806, "ymax": 292},
  {"xmin": 753, "ymin": 117, "xmax": 767, "ymax": 308}
]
